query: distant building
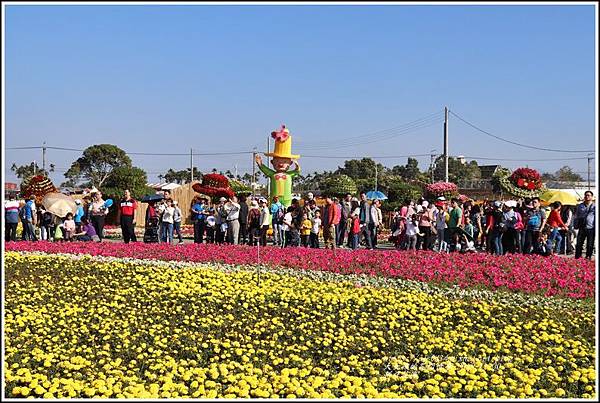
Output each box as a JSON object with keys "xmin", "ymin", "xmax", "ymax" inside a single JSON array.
[
  {"xmin": 5, "ymin": 182, "xmax": 19, "ymax": 198},
  {"xmin": 479, "ymin": 165, "xmax": 501, "ymax": 180}
]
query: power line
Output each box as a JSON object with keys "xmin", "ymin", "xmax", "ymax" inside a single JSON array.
[
  {"xmin": 449, "ymin": 110, "xmax": 595, "ymax": 153},
  {"xmin": 460, "ymin": 155, "xmax": 592, "ymax": 162},
  {"xmin": 7, "ymin": 145, "xmax": 253, "ymax": 156},
  {"xmin": 294, "ymin": 110, "xmax": 443, "ymax": 147},
  {"xmin": 295, "ymin": 116, "xmax": 444, "ymax": 151},
  {"xmin": 302, "ymin": 153, "xmax": 433, "ymax": 159}
]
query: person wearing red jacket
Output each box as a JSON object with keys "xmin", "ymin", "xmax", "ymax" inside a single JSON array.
[
  {"xmin": 547, "ymin": 201, "xmax": 567, "ymax": 254},
  {"xmin": 323, "ymin": 195, "xmax": 340, "ymax": 249}
]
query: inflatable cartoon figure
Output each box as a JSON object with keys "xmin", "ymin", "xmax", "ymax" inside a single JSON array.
[{"xmin": 255, "ymin": 125, "xmax": 301, "ymax": 208}]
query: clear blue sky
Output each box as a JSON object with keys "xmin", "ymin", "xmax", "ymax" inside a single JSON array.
[{"xmin": 4, "ymin": 4, "xmax": 597, "ymax": 186}]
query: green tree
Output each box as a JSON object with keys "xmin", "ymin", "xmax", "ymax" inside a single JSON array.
[
  {"xmin": 554, "ymin": 166, "xmax": 584, "ymax": 183},
  {"xmin": 378, "ymin": 175, "xmax": 422, "ymax": 212},
  {"xmin": 159, "ymin": 167, "xmax": 202, "ymax": 184},
  {"xmin": 391, "ymin": 158, "xmax": 421, "ymax": 180},
  {"xmin": 11, "ymin": 162, "xmax": 55, "ymax": 184},
  {"xmin": 320, "ymin": 175, "xmax": 357, "ymax": 197},
  {"xmin": 101, "ymin": 166, "xmax": 155, "ymax": 200},
  {"xmin": 64, "ymin": 144, "xmax": 132, "ymax": 188},
  {"xmin": 541, "ymin": 172, "xmax": 556, "ymax": 182},
  {"xmin": 335, "ymin": 158, "xmax": 386, "ymax": 180},
  {"xmin": 433, "ymin": 156, "xmax": 481, "ymax": 184}
]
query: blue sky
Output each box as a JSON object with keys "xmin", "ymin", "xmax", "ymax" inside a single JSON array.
[{"xmin": 4, "ymin": 4, "xmax": 596, "ymax": 186}]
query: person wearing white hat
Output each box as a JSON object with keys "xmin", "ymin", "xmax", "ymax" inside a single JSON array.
[
  {"xmin": 258, "ymin": 198, "xmax": 270, "ymax": 246},
  {"xmin": 74, "ymin": 198, "xmax": 85, "ymax": 233}
]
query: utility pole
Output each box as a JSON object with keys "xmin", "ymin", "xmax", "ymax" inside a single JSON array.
[
  {"xmin": 252, "ymin": 149, "xmax": 257, "ymax": 196},
  {"xmin": 190, "ymin": 148, "xmax": 194, "ymax": 186},
  {"xmin": 588, "ymin": 154, "xmax": 593, "ymax": 190},
  {"xmin": 42, "ymin": 141, "xmax": 47, "ymax": 173},
  {"xmin": 443, "ymin": 106, "xmax": 449, "ymax": 182},
  {"xmin": 33, "ymin": 160, "xmax": 37, "ymax": 176},
  {"xmin": 234, "ymin": 164, "xmax": 238, "ymax": 179},
  {"xmin": 266, "ymin": 135, "xmax": 271, "ymax": 196}
]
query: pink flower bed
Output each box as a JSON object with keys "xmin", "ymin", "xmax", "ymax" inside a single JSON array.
[{"xmin": 5, "ymin": 241, "xmax": 594, "ymax": 299}]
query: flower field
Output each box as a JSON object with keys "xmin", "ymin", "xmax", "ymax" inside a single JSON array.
[
  {"xmin": 4, "ymin": 251, "xmax": 596, "ymax": 398},
  {"xmin": 5, "ymin": 241, "xmax": 595, "ymax": 298}
]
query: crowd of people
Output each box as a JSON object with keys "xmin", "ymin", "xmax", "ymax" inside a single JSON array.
[
  {"xmin": 4, "ymin": 188, "xmax": 596, "ymax": 260},
  {"xmin": 388, "ymin": 191, "xmax": 595, "ymax": 259}
]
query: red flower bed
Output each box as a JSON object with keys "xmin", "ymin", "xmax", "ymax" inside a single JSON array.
[{"xmin": 5, "ymin": 241, "xmax": 594, "ymax": 299}]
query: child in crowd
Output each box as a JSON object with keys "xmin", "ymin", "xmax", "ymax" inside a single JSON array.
[
  {"xmin": 405, "ymin": 214, "xmax": 420, "ymax": 250},
  {"xmin": 310, "ymin": 210, "xmax": 321, "ymax": 248},
  {"xmin": 205, "ymin": 208, "xmax": 216, "ymax": 244},
  {"xmin": 535, "ymin": 229, "xmax": 552, "ymax": 257},
  {"xmin": 63, "ymin": 212, "xmax": 76, "ymax": 241},
  {"xmin": 301, "ymin": 213, "xmax": 312, "ymax": 247}
]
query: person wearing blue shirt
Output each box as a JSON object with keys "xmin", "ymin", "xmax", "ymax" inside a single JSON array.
[
  {"xmin": 74, "ymin": 199, "xmax": 85, "ymax": 232},
  {"xmin": 270, "ymin": 196, "xmax": 284, "ymax": 246},
  {"xmin": 23, "ymin": 196, "xmax": 38, "ymax": 241},
  {"xmin": 191, "ymin": 197, "xmax": 206, "ymax": 244}
]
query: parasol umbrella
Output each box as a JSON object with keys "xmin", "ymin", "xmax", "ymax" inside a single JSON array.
[
  {"xmin": 141, "ymin": 194, "xmax": 164, "ymax": 203},
  {"xmin": 544, "ymin": 190, "xmax": 579, "ymax": 206},
  {"xmin": 42, "ymin": 192, "xmax": 77, "ymax": 218},
  {"xmin": 366, "ymin": 190, "xmax": 388, "ymax": 201}
]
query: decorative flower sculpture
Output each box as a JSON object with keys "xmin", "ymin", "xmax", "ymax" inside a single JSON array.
[
  {"xmin": 192, "ymin": 173, "xmax": 235, "ymax": 199},
  {"xmin": 20, "ymin": 175, "xmax": 58, "ymax": 205},
  {"xmin": 493, "ymin": 167, "xmax": 546, "ymax": 198},
  {"xmin": 425, "ymin": 182, "xmax": 458, "ymax": 198}
]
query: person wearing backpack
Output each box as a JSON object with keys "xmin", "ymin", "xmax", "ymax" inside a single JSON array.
[
  {"xmin": 486, "ymin": 201, "xmax": 506, "ymax": 256},
  {"xmin": 522, "ymin": 197, "xmax": 547, "ymax": 254},
  {"xmin": 574, "ymin": 190, "xmax": 595, "ymax": 259},
  {"xmin": 247, "ymin": 199, "xmax": 261, "ymax": 246}
]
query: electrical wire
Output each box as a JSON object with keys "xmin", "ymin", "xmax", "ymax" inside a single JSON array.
[
  {"xmin": 295, "ymin": 116, "xmax": 444, "ymax": 151},
  {"xmin": 449, "ymin": 110, "xmax": 595, "ymax": 153},
  {"xmin": 294, "ymin": 110, "xmax": 443, "ymax": 147}
]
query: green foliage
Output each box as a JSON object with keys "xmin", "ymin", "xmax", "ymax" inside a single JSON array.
[
  {"xmin": 379, "ymin": 175, "xmax": 423, "ymax": 212},
  {"xmin": 390, "ymin": 158, "xmax": 421, "ymax": 181},
  {"xmin": 433, "ymin": 156, "xmax": 481, "ymax": 184},
  {"xmin": 101, "ymin": 166, "xmax": 154, "ymax": 200},
  {"xmin": 11, "ymin": 162, "xmax": 55, "ymax": 187},
  {"xmin": 320, "ymin": 175, "xmax": 357, "ymax": 197},
  {"xmin": 554, "ymin": 166, "xmax": 584, "ymax": 183},
  {"xmin": 64, "ymin": 144, "xmax": 132, "ymax": 188},
  {"xmin": 335, "ymin": 158, "xmax": 385, "ymax": 180},
  {"xmin": 159, "ymin": 167, "xmax": 202, "ymax": 184},
  {"xmin": 229, "ymin": 179, "xmax": 252, "ymax": 196}
]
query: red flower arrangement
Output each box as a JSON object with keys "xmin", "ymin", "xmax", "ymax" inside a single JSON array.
[
  {"xmin": 20, "ymin": 175, "xmax": 58, "ymax": 205},
  {"xmin": 510, "ymin": 168, "xmax": 542, "ymax": 191},
  {"xmin": 425, "ymin": 182, "xmax": 458, "ymax": 198},
  {"xmin": 192, "ymin": 174, "xmax": 235, "ymax": 199}
]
